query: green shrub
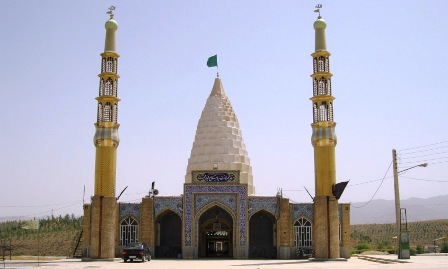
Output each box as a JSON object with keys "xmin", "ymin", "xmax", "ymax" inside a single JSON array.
[
  {"xmin": 441, "ymin": 243, "xmax": 448, "ymax": 253},
  {"xmin": 356, "ymin": 243, "xmax": 371, "ymax": 251},
  {"xmin": 376, "ymin": 241, "xmax": 391, "ymax": 250},
  {"xmin": 387, "ymin": 249, "xmax": 396, "ymax": 254},
  {"xmin": 409, "ymin": 248, "xmax": 416, "ymax": 256},
  {"xmin": 416, "ymin": 245, "xmax": 424, "ymax": 254}
]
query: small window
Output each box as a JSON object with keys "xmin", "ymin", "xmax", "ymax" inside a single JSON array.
[
  {"xmin": 120, "ymin": 217, "xmax": 139, "ymax": 246},
  {"xmin": 294, "ymin": 218, "xmax": 312, "ymax": 247}
]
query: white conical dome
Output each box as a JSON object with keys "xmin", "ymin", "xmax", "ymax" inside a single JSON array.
[{"xmin": 185, "ymin": 77, "xmax": 254, "ymax": 195}]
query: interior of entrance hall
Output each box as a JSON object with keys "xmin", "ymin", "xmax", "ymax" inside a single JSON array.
[{"xmin": 199, "ymin": 206, "xmax": 232, "ymax": 258}]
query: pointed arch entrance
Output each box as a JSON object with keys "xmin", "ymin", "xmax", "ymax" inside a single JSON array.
[
  {"xmin": 155, "ymin": 210, "xmax": 182, "ymax": 258},
  {"xmin": 198, "ymin": 205, "xmax": 233, "ymax": 258},
  {"xmin": 249, "ymin": 211, "xmax": 276, "ymax": 258}
]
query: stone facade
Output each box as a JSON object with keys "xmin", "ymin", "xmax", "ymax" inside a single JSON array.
[{"xmin": 83, "ymin": 195, "xmax": 351, "ymax": 259}]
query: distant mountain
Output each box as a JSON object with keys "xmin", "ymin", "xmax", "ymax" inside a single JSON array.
[{"xmin": 350, "ymin": 195, "xmax": 448, "ymax": 224}]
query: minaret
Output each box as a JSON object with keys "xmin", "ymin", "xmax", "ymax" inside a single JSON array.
[
  {"xmin": 90, "ymin": 7, "xmax": 120, "ymax": 259},
  {"xmin": 310, "ymin": 13, "xmax": 340, "ymax": 259}
]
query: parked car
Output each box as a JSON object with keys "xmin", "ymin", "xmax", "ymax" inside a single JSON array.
[{"xmin": 122, "ymin": 242, "xmax": 151, "ymax": 262}]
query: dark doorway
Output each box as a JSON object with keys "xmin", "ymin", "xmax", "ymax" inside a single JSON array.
[
  {"xmin": 155, "ymin": 210, "xmax": 182, "ymax": 258},
  {"xmin": 198, "ymin": 206, "xmax": 233, "ymax": 258},
  {"xmin": 249, "ymin": 211, "xmax": 276, "ymax": 258}
]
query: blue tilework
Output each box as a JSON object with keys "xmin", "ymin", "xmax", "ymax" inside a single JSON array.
[
  {"xmin": 248, "ymin": 197, "xmax": 278, "ymax": 217},
  {"xmin": 154, "ymin": 196, "xmax": 183, "ymax": 218},
  {"xmin": 119, "ymin": 203, "xmax": 141, "ymax": 220},
  {"xmin": 185, "ymin": 185, "xmax": 247, "ymax": 247},
  {"xmin": 292, "ymin": 203, "xmax": 313, "ymax": 223}
]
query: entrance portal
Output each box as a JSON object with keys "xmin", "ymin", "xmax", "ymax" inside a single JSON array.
[
  {"xmin": 155, "ymin": 210, "xmax": 182, "ymax": 258},
  {"xmin": 249, "ymin": 211, "xmax": 276, "ymax": 258},
  {"xmin": 198, "ymin": 206, "xmax": 233, "ymax": 258}
]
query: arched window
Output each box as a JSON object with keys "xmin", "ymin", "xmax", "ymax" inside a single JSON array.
[
  {"xmin": 120, "ymin": 217, "xmax": 139, "ymax": 246},
  {"xmin": 106, "ymin": 57, "xmax": 113, "ymax": 72},
  {"xmin": 103, "ymin": 102, "xmax": 111, "ymax": 122},
  {"xmin": 318, "ymin": 57, "xmax": 324, "ymax": 72},
  {"xmin": 313, "ymin": 79, "xmax": 318, "ymax": 96},
  {"xmin": 313, "ymin": 58, "xmax": 317, "ymax": 73},
  {"xmin": 327, "ymin": 79, "xmax": 331, "ymax": 95},
  {"xmin": 101, "ymin": 58, "xmax": 106, "ymax": 73},
  {"xmin": 97, "ymin": 103, "xmax": 103, "ymax": 123},
  {"xmin": 99, "ymin": 79, "xmax": 104, "ymax": 96},
  {"xmin": 112, "ymin": 104, "xmax": 118, "ymax": 123},
  {"xmin": 113, "ymin": 79, "xmax": 117, "ymax": 96},
  {"xmin": 313, "ymin": 103, "xmax": 318, "ymax": 123},
  {"xmin": 105, "ymin": 78, "xmax": 112, "ymax": 96},
  {"xmin": 329, "ymin": 103, "xmax": 333, "ymax": 121},
  {"xmin": 325, "ymin": 57, "xmax": 329, "ymax": 72},
  {"xmin": 318, "ymin": 79, "xmax": 325, "ymax": 95},
  {"xmin": 319, "ymin": 102, "xmax": 328, "ymax": 122},
  {"xmin": 294, "ymin": 218, "xmax": 312, "ymax": 247}
]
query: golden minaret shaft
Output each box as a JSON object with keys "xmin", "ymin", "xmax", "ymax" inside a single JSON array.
[
  {"xmin": 94, "ymin": 11, "xmax": 120, "ymax": 197},
  {"xmin": 310, "ymin": 14, "xmax": 340, "ymax": 259},
  {"xmin": 87, "ymin": 8, "xmax": 120, "ymax": 260}
]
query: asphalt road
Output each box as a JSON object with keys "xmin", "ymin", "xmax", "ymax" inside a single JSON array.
[{"xmin": 2, "ymin": 254, "xmax": 448, "ymax": 269}]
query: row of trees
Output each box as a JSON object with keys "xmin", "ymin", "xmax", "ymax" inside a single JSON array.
[
  {"xmin": 351, "ymin": 219, "xmax": 448, "ymax": 254},
  {"xmin": 0, "ymin": 214, "xmax": 82, "ymax": 240}
]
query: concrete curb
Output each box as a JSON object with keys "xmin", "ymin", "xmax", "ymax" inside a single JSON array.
[{"xmin": 355, "ymin": 255, "xmax": 410, "ymax": 264}]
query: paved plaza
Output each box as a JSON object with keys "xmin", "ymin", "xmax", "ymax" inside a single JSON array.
[{"xmin": 2, "ymin": 255, "xmax": 448, "ymax": 269}]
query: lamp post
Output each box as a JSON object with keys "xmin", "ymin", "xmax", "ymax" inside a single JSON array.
[{"xmin": 392, "ymin": 149, "xmax": 428, "ymax": 259}]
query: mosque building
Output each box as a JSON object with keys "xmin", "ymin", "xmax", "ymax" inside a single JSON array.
[{"xmin": 82, "ymin": 8, "xmax": 351, "ymax": 260}]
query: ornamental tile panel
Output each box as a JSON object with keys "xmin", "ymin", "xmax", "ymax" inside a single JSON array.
[
  {"xmin": 154, "ymin": 196, "xmax": 183, "ymax": 218},
  {"xmin": 184, "ymin": 185, "xmax": 247, "ymax": 247},
  {"xmin": 195, "ymin": 194, "xmax": 236, "ymax": 213},
  {"xmin": 248, "ymin": 197, "xmax": 278, "ymax": 217},
  {"xmin": 119, "ymin": 203, "xmax": 140, "ymax": 220},
  {"xmin": 292, "ymin": 203, "xmax": 313, "ymax": 223}
]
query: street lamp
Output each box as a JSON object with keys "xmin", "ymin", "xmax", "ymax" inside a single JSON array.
[{"xmin": 392, "ymin": 149, "xmax": 428, "ymax": 259}]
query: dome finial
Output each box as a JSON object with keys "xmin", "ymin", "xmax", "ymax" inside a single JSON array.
[
  {"xmin": 314, "ymin": 4, "xmax": 322, "ymax": 18},
  {"xmin": 107, "ymin": 5, "xmax": 116, "ymax": 19}
]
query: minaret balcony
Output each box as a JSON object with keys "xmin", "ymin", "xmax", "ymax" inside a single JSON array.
[
  {"xmin": 96, "ymin": 96, "xmax": 121, "ymax": 102},
  {"xmin": 98, "ymin": 73, "xmax": 120, "ymax": 79},
  {"xmin": 100, "ymin": 51, "xmax": 120, "ymax": 58},
  {"xmin": 310, "ymin": 95, "xmax": 335, "ymax": 102},
  {"xmin": 310, "ymin": 72, "xmax": 332, "ymax": 78},
  {"xmin": 311, "ymin": 51, "xmax": 331, "ymax": 58}
]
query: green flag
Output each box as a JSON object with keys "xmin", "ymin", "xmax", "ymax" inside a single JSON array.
[{"xmin": 207, "ymin": 55, "xmax": 218, "ymax": 67}]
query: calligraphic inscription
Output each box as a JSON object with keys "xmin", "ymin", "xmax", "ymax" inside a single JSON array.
[{"xmin": 192, "ymin": 171, "xmax": 240, "ymax": 183}]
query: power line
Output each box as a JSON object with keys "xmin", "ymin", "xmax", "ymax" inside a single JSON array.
[
  {"xmin": 0, "ymin": 200, "xmax": 82, "ymax": 208},
  {"xmin": 401, "ymin": 176, "xmax": 448, "ymax": 183},
  {"xmin": 352, "ymin": 161, "xmax": 392, "ymax": 209},
  {"xmin": 398, "ymin": 141, "xmax": 448, "ymax": 152},
  {"xmin": 399, "ymin": 156, "xmax": 448, "ymax": 164},
  {"xmin": 349, "ymin": 176, "xmax": 393, "ymax": 187},
  {"xmin": 399, "ymin": 145, "xmax": 448, "ymax": 156},
  {"xmin": 0, "ymin": 201, "xmax": 83, "ymax": 221},
  {"xmin": 399, "ymin": 151, "xmax": 448, "ymax": 160}
]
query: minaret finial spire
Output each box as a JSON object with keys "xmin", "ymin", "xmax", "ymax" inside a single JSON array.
[
  {"xmin": 107, "ymin": 6, "xmax": 116, "ymax": 19},
  {"xmin": 314, "ymin": 4, "xmax": 322, "ymax": 17}
]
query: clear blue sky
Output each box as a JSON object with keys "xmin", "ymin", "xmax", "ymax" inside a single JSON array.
[{"xmin": 1, "ymin": 1, "xmax": 447, "ymax": 220}]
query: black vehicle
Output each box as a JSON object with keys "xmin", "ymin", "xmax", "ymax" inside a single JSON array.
[
  {"xmin": 122, "ymin": 242, "xmax": 151, "ymax": 262},
  {"xmin": 296, "ymin": 247, "xmax": 313, "ymax": 259}
]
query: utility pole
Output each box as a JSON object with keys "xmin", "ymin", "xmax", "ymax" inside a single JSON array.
[{"xmin": 392, "ymin": 149, "xmax": 401, "ymax": 258}]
